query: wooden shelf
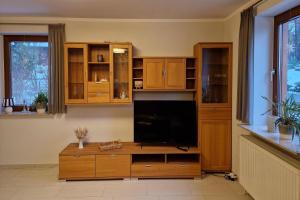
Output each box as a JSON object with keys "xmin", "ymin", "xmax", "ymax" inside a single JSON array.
[
  {"xmin": 133, "ymin": 67, "xmax": 143, "ymax": 70},
  {"xmin": 133, "ymin": 89, "xmax": 196, "ymax": 92},
  {"xmin": 88, "ymin": 62, "xmax": 110, "ymax": 65},
  {"xmin": 186, "ymin": 77, "xmax": 196, "ymax": 80},
  {"xmin": 133, "ymin": 77, "xmax": 143, "ymax": 80}
]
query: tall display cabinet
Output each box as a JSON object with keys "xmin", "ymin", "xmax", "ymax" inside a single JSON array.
[
  {"xmin": 194, "ymin": 43, "xmax": 232, "ymax": 172},
  {"xmin": 64, "ymin": 42, "xmax": 132, "ymax": 105}
]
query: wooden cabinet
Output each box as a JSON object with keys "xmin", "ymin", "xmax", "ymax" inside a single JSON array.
[
  {"xmin": 164, "ymin": 58, "xmax": 185, "ymax": 89},
  {"xmin": 64, "ymin": 44, "xmax": 88, "ymax": 104},
  {"xmin": 195, "ymin": 43, "xmax": 232, "ymax": 107},
  {"xmin": 96, "ymin": 155, "xmax": 130, "ymax": 177},
  {"xmin": 110, "ymin": 44, "xmax": 132, "ymax": 103},
  {"xmin": 59, "ymin": 143, "xmax": 201, "ymax": 180},
  {"xmin": 137, "ymin": 57, "xmax": 190, "ymax": 91},
  {"xmin": 143, "ymin": 58, "xmax": 165, "ymax": 89},
  {"xmin": 59, "ymin": 155, "xmax": 95, "ymax": 179},
  {"xmin": 195, "ymin": 43, "xmax": 232, "ymax": 172},
  {"xmin": 64, "ymin": 42, "xmax": 132, "ymax": 105},
  {"xmin": 199, "ymin": 120, "xmax": 231, "ymax": 171}
]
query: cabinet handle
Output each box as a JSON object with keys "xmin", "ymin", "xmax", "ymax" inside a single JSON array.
[{"xmin": 145, "ymin": 165, "xmax": 151, "ymax": 167}]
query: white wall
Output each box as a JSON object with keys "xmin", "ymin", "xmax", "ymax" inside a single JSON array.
[
  {"xmin": 0, "ymin": 18, "xmax": 224, "ymax": 165},
  {"xmin": 253, "ymin": 16, "xmax": 274, "ymax": 125}
]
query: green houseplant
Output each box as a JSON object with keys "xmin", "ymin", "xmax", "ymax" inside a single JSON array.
[
  {"xmin": 33, "ymin": 92, "xmax": 48, "ymax": 114},
  {"xmin": 262, "ymin": 96, "xmax": 300, "ymax": 139}
]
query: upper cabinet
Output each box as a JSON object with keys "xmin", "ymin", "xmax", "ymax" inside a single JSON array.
[
  {"xmin": 133, "ymin": 57, "xmax": 195, "ymax": 91},
  {"xmin": 164, "ymin": 58, "xmax": 185, "ymax": 89},
  {"xmin": 110, "ymin": 44, "xmax": 132, "ymax": 103},
  {"xmin": 194, "ymin": 43, "xmax": 232, "ymax": 107},
  {"xmin": 64, "ymin": 42, "xmax": 132, "ymax": 105},
  {"xmin": 143, "ymin": 58, "xmax": 165, "ymax": 89},
  {"xmin": 64, "ymin": 44, "xmax": 88, "ymax": 104}
]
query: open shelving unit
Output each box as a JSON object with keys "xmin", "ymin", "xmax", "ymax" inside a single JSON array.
[{"xmin": 186, "ymin": 57, "xmax": 197, "ymax": 90}]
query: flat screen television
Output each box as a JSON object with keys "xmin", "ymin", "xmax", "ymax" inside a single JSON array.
[{"xmin": 134, "ymin": 100, "xmax": 197, "ymax": 147}]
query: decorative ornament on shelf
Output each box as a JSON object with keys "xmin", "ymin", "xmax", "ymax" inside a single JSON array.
[
  {"xmin": 75, "ymin": 127, "xmax": 88, "ymax": 149},
  {"xmin": 2, "ymin": 98, "xmax": 14, "ymax": 114},
  {"xmin": 98, "ymin": 140, "xmax": 122, "ymax": 151}
]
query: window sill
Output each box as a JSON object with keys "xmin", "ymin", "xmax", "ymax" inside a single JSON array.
[
  {"xmin": 0, "ymin": 111, "xmax": 53, "ymax": 118},
  {"xmin": 240, "ymin": 125, "xmax": 300, "ymax": 157}
]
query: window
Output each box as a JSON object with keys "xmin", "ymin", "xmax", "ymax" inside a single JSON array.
[
  {"xmin": 4, "ymin": 35, "xmax": 48, "ymax": 109},
  {"xmin": 274, "ymin": 5, "xmax": 300, "ymax": 104}
]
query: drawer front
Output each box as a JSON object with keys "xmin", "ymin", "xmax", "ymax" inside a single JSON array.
[
  {"xmin": 59, "ymin": 155, "xmax": 95, "ymax": 179},
  {"xmin": 88, "ymin": 92, "xmax": 110, "ymax": 103},
  {"xmin": 164, "ymin": 163, "xmax": 201, "ymax": 176},
  {"xmin": 131, "ymin": 164, "xmax": 163, "ymax": 177},
  {"xmin": 96, "ymin": 155, "xmax": 130, "ymax": 177},
  {"xmin": 88, "ymin": 82, "xmax": 109, "ymax": 93},
  {"xmin": 198, "ymin": 108, "xmax": 232, "ymax": 120}
]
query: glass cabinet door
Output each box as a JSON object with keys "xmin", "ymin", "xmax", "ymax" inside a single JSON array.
[
  {"xmin": 110, "ymin": 44, "xmax": 132, "ymax": 103},
  {"xmin": 201, "ymin": 47, "xmax": 230, "ymax": 104},
  {"xmin": 65, "ymin": 44, "xmax": 87, "ymax": 104}
]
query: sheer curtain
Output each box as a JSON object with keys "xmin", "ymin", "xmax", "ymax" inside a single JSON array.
[{"xmin": 48, "ymin": 24, "xmax": 65, "ymax": 114}]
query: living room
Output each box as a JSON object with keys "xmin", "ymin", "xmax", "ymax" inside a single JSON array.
[{"xmin": 0, "ymin": 0, "xmax": 299, "ymax": 200}]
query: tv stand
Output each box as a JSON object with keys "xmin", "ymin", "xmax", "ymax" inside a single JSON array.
[{"xmin": 59, "ymin": 142, "xmax": 201, "ymax": 180}]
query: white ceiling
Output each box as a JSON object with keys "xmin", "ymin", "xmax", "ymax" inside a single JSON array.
[{"xmin": 0, "ymin": 0, "xmax": 250, "ymax": 19}]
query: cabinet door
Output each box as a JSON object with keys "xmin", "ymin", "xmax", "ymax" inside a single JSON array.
[
  {"xmin": 96, "ymin": 155, "xmax": 130, "ymax": 177},
  {"xmin": 197, "ymin": 43, "xmax": 232, "ymax": 107},
  {"xmin": 64, "ymin": 44, "xmax": 88, "ymax": 104},
  {"xmin": 143, "ymin": 58, "xmax": 165, "ymax": 89},
  {"xmin": 110, "ymin": 44, "xmax": 132, "ymax": 103},
  {"xmin": 199, "ymin": 120, "xmax": 231, "ymax": 171},
  {"xmin": 165, "ymin": 58, "xmax": 186, "ymax": 89},
  {"xmin": 59, "ymin": 155, "xmax": 95, "ymax": 179}
]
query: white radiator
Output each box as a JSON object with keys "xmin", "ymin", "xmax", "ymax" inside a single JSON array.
[{"xmin": 240, "ymin": 136, "xmax": 300, "ymax": 200}]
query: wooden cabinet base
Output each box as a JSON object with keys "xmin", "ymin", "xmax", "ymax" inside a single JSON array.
[{"xmin": 59, "ymin": 143, "xmax": 201, "ymax": 180}]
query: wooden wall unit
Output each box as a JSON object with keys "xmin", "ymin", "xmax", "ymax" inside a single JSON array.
[
  {"xmin": 194, "ymin": 43, "xmax": 232, "ymax": 172},
  {"xmin": 64, "ymin": 42, "xmax": 132, "ymax": 105},
  {"xmin": 133, "ymin": 57, "xmax": 196, "ymax": 91},
  {"xmin": 59, "ymin": 143, "xmax": 201, "ymax": 180}
]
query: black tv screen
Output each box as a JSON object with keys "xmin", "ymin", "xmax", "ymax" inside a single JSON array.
[{"xmin": 134, "ymin": 100, "xmax": 197, "ymax": 146}]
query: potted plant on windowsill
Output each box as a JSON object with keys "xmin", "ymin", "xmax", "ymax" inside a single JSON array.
[
  {"xmin": 262, "ymin": 96, "xmax": 300, "ymax": 140},
  {"xmin": 33, "ymin": 92, "xmax": 48, "ymax": 114}
]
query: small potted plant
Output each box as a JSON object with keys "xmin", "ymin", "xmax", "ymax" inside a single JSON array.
[
  {"xmin": 33, "ymin": 92, "xmax": 48, "ymax": 114},
  {"xmin": 263, "ymin": 96, "xmax": 300, "ymax": 139}
]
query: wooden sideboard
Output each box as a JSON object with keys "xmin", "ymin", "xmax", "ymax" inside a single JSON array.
[{"xmin": 59, "ymin": 143, "xmax": 201, "ymax": 180}]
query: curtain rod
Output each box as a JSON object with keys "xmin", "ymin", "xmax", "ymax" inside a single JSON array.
[
  {"xmin": 0, "ymin": 22, "xmax": 64, "ymax": 26},
  {"xmin": 251, "ymin": 0, "xmax": 266, "ymax": 9}
]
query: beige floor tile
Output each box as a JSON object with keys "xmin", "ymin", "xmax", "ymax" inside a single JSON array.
[
  {"xmin": 0, "ymin": 167, "xmax": 254, "ymax": 200},
  {"xmin": 159, "ymin": 195, "xmax": 204, "ymax": 200},
  {"xmin": 103, "ymin": 182, "xmax": 147, "ymax": 196}
]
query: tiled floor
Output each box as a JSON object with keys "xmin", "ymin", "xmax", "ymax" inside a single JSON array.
[{"xmin": 0, "ymin": 166, "xmax": 253, "ymax": 200}]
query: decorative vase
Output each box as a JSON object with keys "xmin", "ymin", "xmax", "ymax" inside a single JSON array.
[
  {"xmin": 79, "ymin": 139, "xmax": 84, "ymax": 149},
  {"xmin": 75, "ymin": 127, "xmax": 88, "ymax": 149},
  {"xmin": 278, "ymin": 124, "xmax": 294, "ymax": 139},
  {"xmin": 267, "ymin": 115, "xmax": 278, "ymax": 132},
  {"xmin": 36, "ymin": 103, "xmax": 46, "ymax": 114},
  {"xmin": 4, "ymin": 106, "xmax": 13, "ymax": 114}
]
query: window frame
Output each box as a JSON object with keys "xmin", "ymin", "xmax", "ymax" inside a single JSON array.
[
  {"xmin": 273, "ymin": 5, "xmax": 300, "ymax": 109},
  {"xmin": 3, "ymin": 35, "xmax": 48, "ymax": 110}
]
